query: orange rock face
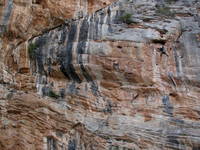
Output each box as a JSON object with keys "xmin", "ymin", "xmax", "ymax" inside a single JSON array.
[
  {"xmin": 1, "ymin": 0, "xmax": 115, "ymax": 38},
  {"xmin": 0, "ymin": 0, "xmax": 200, "ymax": 150}
]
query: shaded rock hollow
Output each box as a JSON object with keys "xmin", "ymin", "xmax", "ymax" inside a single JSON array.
[{"xmin": 0, "ymin": 0, "xmax": 200, "ymax": 149}]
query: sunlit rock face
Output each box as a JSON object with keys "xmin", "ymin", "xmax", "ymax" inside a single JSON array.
[
  {"xmin": 0, "ymin": 0, "xmax": 115, "ymax": 87},
  {"xmin": 0, "ymin": 0, "xmax": 200, "ymax": 149},
  {"xmin": 0, "ymin": 0, "xmax": 114, "ymax": 37}
]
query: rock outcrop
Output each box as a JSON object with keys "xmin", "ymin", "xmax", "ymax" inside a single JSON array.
[{"xmin": 0, "ymin": 0, "xmax": 200, "ymax": 149}]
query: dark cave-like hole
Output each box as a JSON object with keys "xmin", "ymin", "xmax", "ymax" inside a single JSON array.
[
  {"xmin": 117, "ymin": 45, "xmax": 122, "ymax": 49},
  {"xmin": 152, "ymin": 39, "xmax": 166, "ymax": 45},
  {"xmin": 32, "ymin": 0, "xmax": 41, "ymax": 4}
]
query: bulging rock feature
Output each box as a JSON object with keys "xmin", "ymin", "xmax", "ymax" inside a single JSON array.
[{"xmin": 0, "ymin": 0, "xmax": 200, "ymax": 149}]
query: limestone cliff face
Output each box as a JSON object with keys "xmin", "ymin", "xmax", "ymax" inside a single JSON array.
[
  {"xmin": 0, "ymin": 0, "xmax": 114, "ymax": 87},
  {"xmin": 0, "ymin": 0, "xmax": 200, "ymax": 149}
]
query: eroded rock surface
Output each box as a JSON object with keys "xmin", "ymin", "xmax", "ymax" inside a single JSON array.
[{"xmin": 0, "ymin": 0, "xmax": 200, "ymax": 149}]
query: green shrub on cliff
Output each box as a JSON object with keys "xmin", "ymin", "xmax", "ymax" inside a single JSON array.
[
  {"xmin": 28, "ymin": 43, "xmax": 37, "ymax": 59},
  {"xmin": 120, "ymin": 13, "xmax": 133, "ymax": 24},
  {"xmin": 156, "ymin": 6, "xmax": 175, "ymax": 17},
  {"xmin": 48, "ymin": 90, "xmax": 60, "ymax": 99}
]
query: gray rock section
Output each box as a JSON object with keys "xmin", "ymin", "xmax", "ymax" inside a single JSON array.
[
  {"xmin": 175, "ymin": 16, "xmax": 200, "ymax": 81},
  {"xmin": 28, "ymin": 0, "xmax": 200, "ymax": 149},
  {"xmin": 0, "ymin": 0, "xmax": 13, "ymax": 34}
]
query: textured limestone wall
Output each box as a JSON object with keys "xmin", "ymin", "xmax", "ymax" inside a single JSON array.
[
  {"xmin": 0, "ymin": 0, "xmax": 200, "ymax": 150},
  {"xmin": 0, "ymin": 0, "xmax": 115, "ymax": 86}
]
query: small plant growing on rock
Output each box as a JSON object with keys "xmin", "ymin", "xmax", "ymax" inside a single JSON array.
[
  {"xmin": 28, "ymin": 43, "xmax": 37, "ymax": 59},
  {"xmin": 156, "ymin": 6, "xmax": 175, "ymax": 17},
  {"xmin": 156, "ymin": 6, "xmax": 174, "ymax": 17},
  {"xmin": 48, "ymin": 90, "xmax": 60, "ymax": 99},
  {"xmin": 120, "ymin": 13, "xmax": 133, "ymax": 24}
]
